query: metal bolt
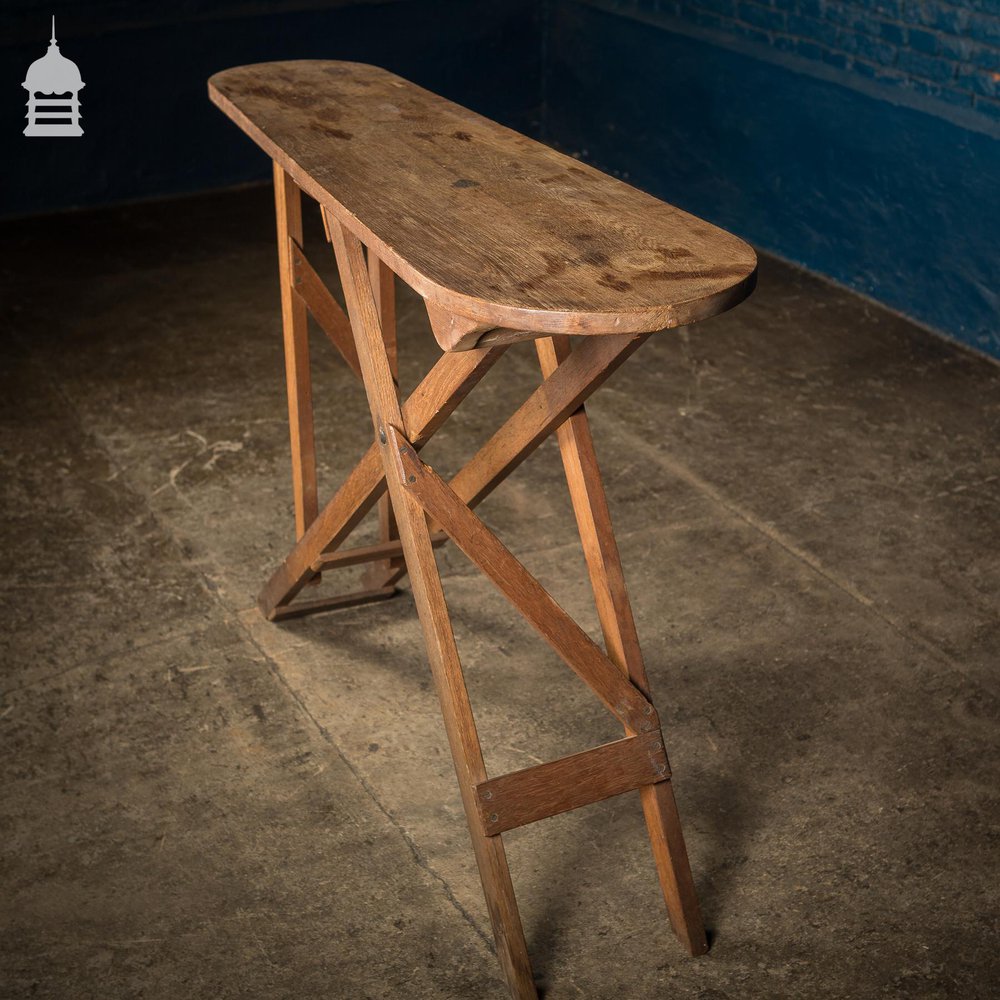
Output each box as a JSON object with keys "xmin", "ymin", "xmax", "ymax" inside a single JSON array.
[
  {"xmin": 653, "ymin": 740, "xmax": 662, "ymax": 750},
  {"xmin": 482, "ymin": 789, "xmax": 493, "ymax": 800},
  {"xmin": 645, "ymin": 704, "xmax": 654, "ymax": 715},
  {"xmin": 408, "ymin": 475, "xmax": 416, "ymax": 483},
  {"xmin": 378, "ymin": 427, "xmax": 386, "ymax": 444},
  {"xmin": 489, "ymin": 813, "xmax": 498, "ymax": 823}
]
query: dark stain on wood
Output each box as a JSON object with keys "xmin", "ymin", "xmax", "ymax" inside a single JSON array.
[
  {"xmin": 581, "ymin": 249, "xmax": 611, "ymax": 267},
  {"xmin": 208, "ymin": 60, "xmax": 757, "ymax": 344},
  {"xmin": 598, "ymin": 273, "xmax": 632, "ymax": 291},
  {"xmin": 309, "ymin": 123, "xmax": 353, "ymax": 140},
  {"xmin": 656, "ymin": 246, "xmax": 695, "ymax": 260},
  {"xmin": 540, "ymin": 252, "xmax": 567, "ymax": 276}
]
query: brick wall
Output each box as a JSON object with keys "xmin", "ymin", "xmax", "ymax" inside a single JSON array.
[{"xmin": 624, "ymin": 0, "xmax": 1000, "ymax": 127}]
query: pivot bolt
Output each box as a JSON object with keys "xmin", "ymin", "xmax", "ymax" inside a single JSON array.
[{"xmin": 378, "ymin": 427, "xmax": 386, "ymax": 444}]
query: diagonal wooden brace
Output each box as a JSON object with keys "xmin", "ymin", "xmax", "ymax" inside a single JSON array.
[
  {"xmin": 289, "ymin": 237, "xmax": 362, "ymax": 379},
  {"xmin": 258, "ymin": 344, "xmax": 506, "ymax": 618},
  {"xmin": 372, "ymin": 330, "xmax": 649, "ymax": 591},
  {"xmin": 259, "ymin": 330, "xmax": 645, "ymax": 618},
  {"xmin": 361, "ymin": 248, "xmax": 401, "ymax": 588},
  {"xmin": 386, "ymin": 425, "xmax": 658, "ymax": 735}
]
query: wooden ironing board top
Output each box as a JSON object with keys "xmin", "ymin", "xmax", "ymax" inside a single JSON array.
[{"xmin": 209, "ymin": 60, "xmax": 756, "ymax": 349}]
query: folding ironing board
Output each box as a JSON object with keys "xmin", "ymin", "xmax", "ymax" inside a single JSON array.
[{"xmin": 209, "ymin": 60, "xmax": 757, "ymax": 999}]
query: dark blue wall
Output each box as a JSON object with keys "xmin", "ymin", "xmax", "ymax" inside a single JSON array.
[
  {"xmin": 5, "ymin": 0, "xmax": 998, "ymax": 357},
  {"xmin": 4, "ymin": 0, "xmax": 542, "ymax": 219},
  {"xmin": 542, "ymin": 0, "xmax": 1000, "ymax": 357}
]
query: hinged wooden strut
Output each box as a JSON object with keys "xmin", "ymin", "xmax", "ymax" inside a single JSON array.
[{"xmin": 263, "ymin": 169, "xmax": 707, "ymax": 999}]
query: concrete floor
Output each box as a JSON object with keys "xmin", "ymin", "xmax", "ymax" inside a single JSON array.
[{"xmin": 1, "ymin": 185, "xmax": 998, "ymax": 1000}]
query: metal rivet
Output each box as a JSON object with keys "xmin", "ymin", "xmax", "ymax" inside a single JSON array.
[
  {"xmin": 408, "ymin": 475, "xmax": 416, "ymax": 483},
  {"xmin": 378, "ymin": 428, "xmax": 386, "ymax": 444},
  {"xmin": 482, "ymin": 789, "xmax": 493, "ymax": 800},
  {"xmin": 653, "ymin": 741, "xmax": 662, "ymax": 750},
  {"xmin": 645, "ymin": 704, "xmax": 654, "ymax": 715},
  {"xmin": 489, "ymin": 813, "xmax": 498, "ymax": 823}
]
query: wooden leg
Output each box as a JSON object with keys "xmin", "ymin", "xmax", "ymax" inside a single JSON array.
[
  {"xmin": 261, "ymin": 206, "xmax": 703, "ymax": 986},
  {"xmin": 535, "ymin": 335, "xmax": 708, "ymax": 956},
  {"xmin": 331, "ymin": 219, "xmax": 538, "ymax": 1000},
  {"xmin": 273, "ymin": 163, "xmax": 318, "ymax": 539},
  {"xmin": 363, "ymin": 249, "xmax": 401, "ymax": 588}
]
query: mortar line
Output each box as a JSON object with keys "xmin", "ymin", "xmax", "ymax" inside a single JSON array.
[
  {"xmin": 0, "ymin": 624, "xmax": 219, "ymax": 700},
  {"xmin": 619, "ymin": 426, "xmax": 974, "ymax": 680}
]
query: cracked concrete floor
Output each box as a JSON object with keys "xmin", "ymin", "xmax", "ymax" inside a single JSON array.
[{"xmin": 1, "ymin": 185, "xmax": 998, "ymax": 999}]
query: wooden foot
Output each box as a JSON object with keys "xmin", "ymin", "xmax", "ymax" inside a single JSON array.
[{"xmin": 269, "ymin": 585, "xmax": 397, "ymax": 622}]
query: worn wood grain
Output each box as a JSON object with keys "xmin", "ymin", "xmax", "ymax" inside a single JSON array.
[
  {"xmin": 311, "ymin": 532, "xmax": 447, "ymax": 573},
  {"xmin": 217, "ymin": 58, "xmax": 734, "ymax": 989},
  {"xmin": 476, "ymin": 731, "xmax": 669, "ymax": 836},
  {"xmin": 364, "ymin": 248, "xmax": 401, "ymax": 584},
  {"xmin": 210, "ymin": 61, "xmax": 757, "ymax": 349}
]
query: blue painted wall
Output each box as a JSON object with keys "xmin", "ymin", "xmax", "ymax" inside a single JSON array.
[
  {"xmin": 4, "ymin": 0, "xmax": 542, "ymax": 219},
  {"xmin": 542, "ymin": 0, "xmax": 1000, "ymax": 356},
  {"xmin": 5, "ymin": 0, "xmax": 998, "ymax": 356}
]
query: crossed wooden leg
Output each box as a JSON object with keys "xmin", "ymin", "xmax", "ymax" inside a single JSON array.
[
  {"xmin": 535, "ymin": 335, "xmax": 707, "ymax": 956},
  {"xmin": 266, "ymin": 169, "xmax": 705, "ymax": 998},
  {"xmin": 331, "ymin": 219, "xmax": 538, "ymax": 998}
]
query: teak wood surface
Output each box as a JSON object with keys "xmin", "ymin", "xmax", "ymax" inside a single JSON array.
[
  {"xmin": 208, "ymin": 59, "xmax": 756, "ymax": 999},
  {"xmin": 208, "ymin": 60, "xmax": 756, "ymax": 350}
]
